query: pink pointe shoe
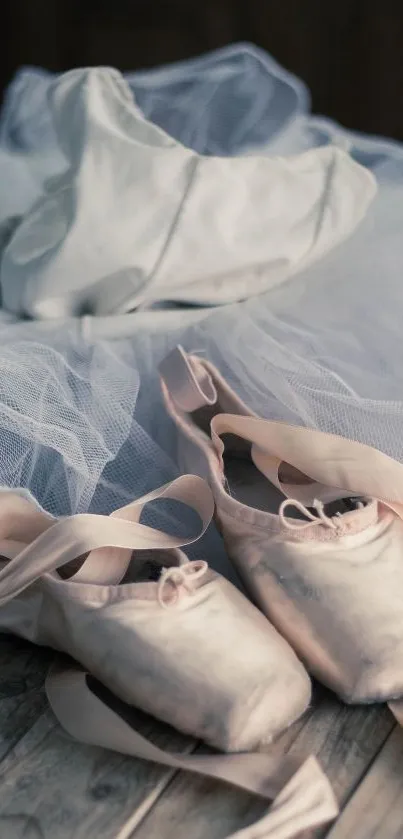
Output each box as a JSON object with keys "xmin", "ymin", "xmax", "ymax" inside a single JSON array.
[
  {"xmin": 160, "ymin": 346, "xmax": 403, "ymax": 716},
  {"xmin": 0, "ymin": 477, "xmax": 337, "ymax": 839}
]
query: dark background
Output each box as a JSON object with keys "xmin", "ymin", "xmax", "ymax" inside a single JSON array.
[{"xmin": 1, "ymin": 0, "xmax": 402, "ymax": 140}]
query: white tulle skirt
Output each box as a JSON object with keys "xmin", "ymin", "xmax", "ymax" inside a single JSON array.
[{"xmin": 0, "ymin": 44, "xmax": 403, "ymax": 544}]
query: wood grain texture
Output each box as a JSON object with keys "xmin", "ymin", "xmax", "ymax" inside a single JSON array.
[
  {"xmin": 130, "ymin": 687, "xmax": 395, "ymax": 839},
  {"xmin": 0, "ymin": 708, "xmax": 195, "ymax": 839},
  {"xmin": 0, "ymin": 637, "xmax": 197, "ymax": 839},
  {"xmin": 1, "ymin": 634, "xmax": 400, "ymax": 839},
  {"xmin": 0, "ymin": 634, "xmax": 54, "ymax": 762},
  {"xmin": 327, "ymin": 725, "xmax": 403, "ymax": 839}
]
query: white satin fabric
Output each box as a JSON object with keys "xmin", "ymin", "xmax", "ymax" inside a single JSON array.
[{"xmin": 0, "ymin": 67, "xmax": 375, "ymax": 318}]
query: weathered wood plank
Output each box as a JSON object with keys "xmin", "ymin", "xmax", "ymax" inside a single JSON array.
[
  {"xmin": 1, "ymin": 633, "xmax": 398, "ymax": 839},
  {"xmin": 327, "ymin": 724, "xmax": 403, "ymax": 839},
  {"xmin": 0, "ymin": 638, "xmax": 197, "ymax": 839},
  {"xmin": 0, "ymin": 706, "xmax": 196, "ymax": 839},
  {"xmin": 130, "ymin": 687, "xmax": 394, "ymax": 839},
  {"xmin": 0, "ymin": 634, "xmax": 54, "ymax": 762}
]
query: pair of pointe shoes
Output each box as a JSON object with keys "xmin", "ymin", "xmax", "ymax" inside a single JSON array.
[{"xmin": 3, "ymin": 346, "xmax": 403, "ymax": 837}]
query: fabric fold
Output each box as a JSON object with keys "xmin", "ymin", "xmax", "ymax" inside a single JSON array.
[{"xmin": 1, "ymin": 67, "xmax": 376, "ymax": 319}]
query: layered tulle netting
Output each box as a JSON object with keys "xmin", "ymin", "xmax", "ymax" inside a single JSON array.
[
  {"xmin": 1, "ymin": 43, "xmax": 403, "ymax": 528},
  {"xmin": 0, "ymin": 334, "xmax": 179, "ymax": 516}
]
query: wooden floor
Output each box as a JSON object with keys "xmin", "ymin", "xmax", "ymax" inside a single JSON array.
[{"xmin": 1, "ymin": 634, "xmax": 402, "ymax": 839}]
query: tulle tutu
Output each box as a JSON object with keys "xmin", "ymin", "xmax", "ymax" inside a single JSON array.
[
  {"xmin": 0, "ymin": 43, "xmax": 403, "ymax": 552},
  {"xmin": 0, "ymin": 43, "xmax": 308, "ymax": 156},
  {"xmin": 0, "ymin": 333, "xmax": 163, "ymax": 516}
]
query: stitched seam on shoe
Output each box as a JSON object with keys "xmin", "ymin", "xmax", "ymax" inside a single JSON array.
[{"xmin": 216, "ymin": 500, "xmax": 375, "ymax": 542}]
